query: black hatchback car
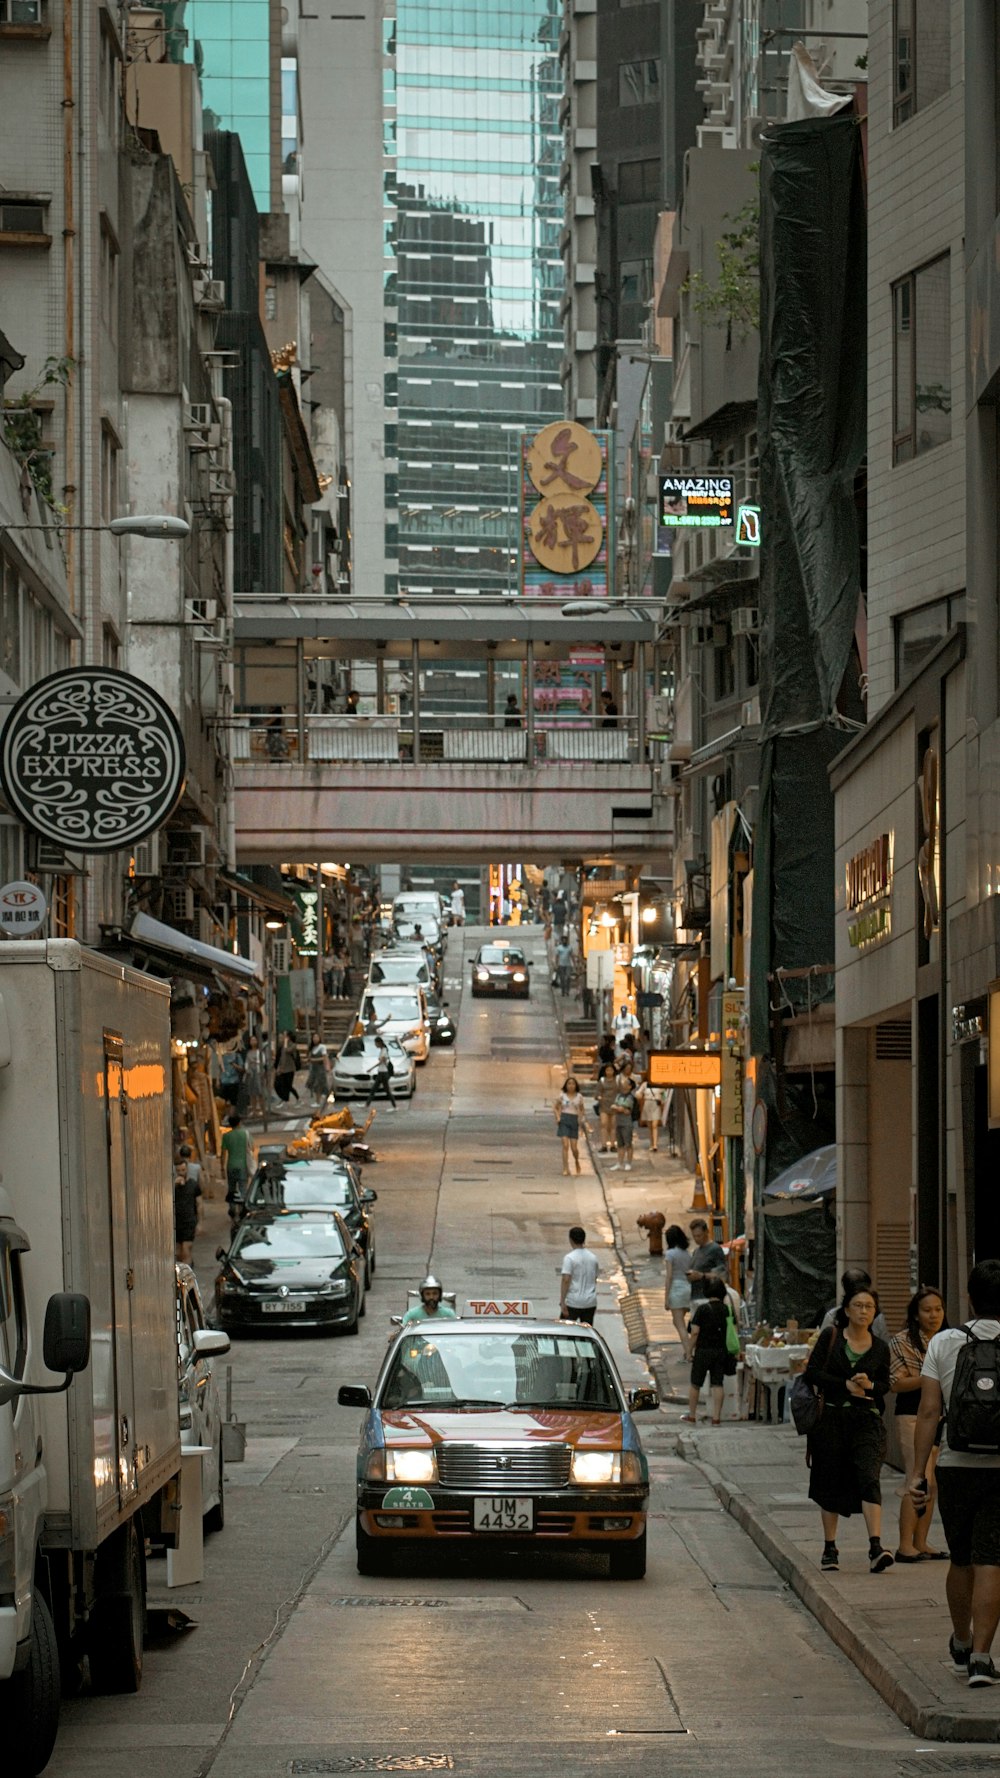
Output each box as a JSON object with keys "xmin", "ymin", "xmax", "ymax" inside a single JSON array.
[
  {"xmin": 242, "ymin": 1156, "xmax": 378, "ymax": 1286},
  {"xmin": 471, "ymin": 942, "xmax": 531, "ymax": 998},
  {"xmin": 214, "ymin": 1209, "xmax": 365, "ymax": 1333}
]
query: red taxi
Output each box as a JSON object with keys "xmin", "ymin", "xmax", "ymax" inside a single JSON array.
[{"xmin": 338, "ymin": 1307, "xmax": 658, "ymax": 1578}]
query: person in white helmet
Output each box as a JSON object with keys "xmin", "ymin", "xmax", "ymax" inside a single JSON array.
[{"xmin": 402, "ymin": 1275, "xmax": 457, "ymax": 1325}]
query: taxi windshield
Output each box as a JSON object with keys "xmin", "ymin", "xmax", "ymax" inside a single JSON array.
[{"xmin": 380, "ymin": 1331, "xmax": 619, "ymax": 1411}]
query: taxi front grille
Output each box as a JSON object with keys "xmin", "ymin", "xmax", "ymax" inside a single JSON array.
[{"xmin": 436, "ymin": 1443, "xmax": 572, "ymax": 1489}]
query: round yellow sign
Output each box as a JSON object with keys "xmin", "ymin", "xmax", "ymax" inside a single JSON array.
[
  {"xmin": 527, "ymin": 493, "xmax": 603, "ymax": 575},
  {"xmin": 526, "ymin": 421, "xmax": 602, "ymax": 498}
]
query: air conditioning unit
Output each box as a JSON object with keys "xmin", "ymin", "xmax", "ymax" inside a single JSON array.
[
  {"xmin": 732, "ymin": 607, "xmax": 760, "ymax": 635},
  {"xmin": 166, "ymin": 885, "xmax": 195, "ymax": 925},
  {"xmin": 132, "ymin": 835, "xmax": 160, "ymax": 876},
  {"xmin": 183, "ymin": 599, "xmax": 218, "ymax": 625},
  {"xmin": 184, "ymin": 402, "xmax": 214, "ymax": 433},
  {"xmin": 167, "ymin": 828, "xmax": 207, "ymax": 868},
  {"xmin": 193, "ymin": 278, "xmax": 226, "ymax": 310}
]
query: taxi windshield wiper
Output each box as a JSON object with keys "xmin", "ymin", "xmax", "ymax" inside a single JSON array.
[{"xmin": 509, "ymin": 1399, "xmax": 611, "ymax": 1411}]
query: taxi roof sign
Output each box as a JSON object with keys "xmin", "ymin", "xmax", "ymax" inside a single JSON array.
[{"xmin": 462, "ymin": 1298, "xmax": 535, "ymax": 1319}]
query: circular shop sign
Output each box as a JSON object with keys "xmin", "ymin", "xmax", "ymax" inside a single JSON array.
[
  {"xmin": 0, "ymin": 668, "xmax": 186, "ymax": 854},
  {"xmin": 526, "ymin": 421, "xmax": 603, "ymax": 498},
  {"xmin": 0, "ymin": 880, "xmax": 47, "ymax": 936}
]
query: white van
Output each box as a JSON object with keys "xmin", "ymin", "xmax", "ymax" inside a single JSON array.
[
  {"xmin": 360, "ymin": 985, "xmax": 431, "ymax": 1063},
  {"xmin": 367, "ymin": 949, "xmax": 431, "ymax": 992}
]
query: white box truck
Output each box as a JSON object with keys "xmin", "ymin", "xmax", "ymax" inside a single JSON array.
[{"xmin": 0, "ymin": 941, "xmax": 181, "ymax": 1777}]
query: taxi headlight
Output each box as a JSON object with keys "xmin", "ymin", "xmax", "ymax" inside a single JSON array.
[
  {"xmin": 386, "ymin": 1449, "xmax": 438, "ymax": 1484},
  {"xmin": 476, "ymin": 969, "xmax": 490, "ymax": 983},
  {"xmin": 570, "ymin": 1450, "xmax": 620, "ymax": 1486},
  {"xmin": 512, "ymin": 971, "xmax": 526, "ymax": 983}
]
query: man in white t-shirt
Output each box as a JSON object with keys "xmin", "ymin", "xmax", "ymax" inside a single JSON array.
[
  {"xmin": 560, "ymin": 1226, "xmax": 599, "ymax": 1325},
  {"xmin": 909, "ymin": 1258, "xmax": 1000, "ymax": 1687},
  {"xmin": 612, "ymin": 1004, "xmax": 639, "ymax": 1041}
]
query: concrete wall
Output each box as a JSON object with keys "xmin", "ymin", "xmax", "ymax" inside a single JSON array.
[{"xmin": 299, "ymin": 5, "xmax": 388, "ymax": 601}]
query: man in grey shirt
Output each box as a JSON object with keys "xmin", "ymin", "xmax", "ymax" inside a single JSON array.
[{"xmin": 688, "ymin": 1218, "xmax": 727, "ymax": 1302}]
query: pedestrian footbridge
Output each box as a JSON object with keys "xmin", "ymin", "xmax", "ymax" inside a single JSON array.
[{"xmin": 230, "ymin": 596, "xmax": 673, "ymax": 863}]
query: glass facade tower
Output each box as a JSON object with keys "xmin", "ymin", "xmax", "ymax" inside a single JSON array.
[
  {"xmin": 390, "ymin": 0, "xmax": 564, "ymax": 598},
  {"xmin": 166, "ymin": 0, "xmax": 273, "ymax": 209}
]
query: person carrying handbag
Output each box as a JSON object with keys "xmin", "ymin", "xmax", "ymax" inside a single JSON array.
[{"xmin": 802, "ymin": 1283, "xmax": 893, "ymax": 1575}]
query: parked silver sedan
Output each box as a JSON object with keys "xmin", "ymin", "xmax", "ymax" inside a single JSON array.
[{"xmin": 332, "ymin": 1033, "xmax": 417, "ymax": 1099}]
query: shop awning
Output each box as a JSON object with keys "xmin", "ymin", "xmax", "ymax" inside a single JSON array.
[
  {"xmin": 122, "ymin": 911, "xmax": 262, "ymax": 990},
  {"xmin": 218, "ymin": 868, "xmax": 297, "ymax": 918}
]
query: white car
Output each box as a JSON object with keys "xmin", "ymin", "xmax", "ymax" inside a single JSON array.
[
  {"xmin": 392, "ymin": 893, "xmax": 443, "ymax": 949},
  {"xmin": 175, "ymin": 1263, "xmax": 230, "ymax": 1530},
  {"xmin": 360, "ymin": 986, "xmax": 431, "ymax": 1063},
  {"xmin": 367, "ymin": 950, "xmax": 431, "ymax": 991},
  {"xmin": 332, "ymin": 1033, "xmax": 417, "ymax": 1099}
]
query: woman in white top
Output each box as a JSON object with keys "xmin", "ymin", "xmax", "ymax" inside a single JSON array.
[
  {"xmin": 636, "ymin": 1079, "xmax": 664, "ymax": 1152},
  {"xmin": 554, "ymin": 1075, "xmax": 590, "ymax": 1177},
  {"xmin": 663, "ymin": 1223, "xmax": 694, "ymax": 1360}
]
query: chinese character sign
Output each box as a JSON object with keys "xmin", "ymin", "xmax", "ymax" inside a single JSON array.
[{"xmin": 520, "ymin": 422, "xmax": 614, "ymax": 598}]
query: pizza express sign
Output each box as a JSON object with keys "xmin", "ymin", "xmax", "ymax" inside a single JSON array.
[{"xmin": 0, "ymin": 668, "xmax": 185, "ymax": 854}]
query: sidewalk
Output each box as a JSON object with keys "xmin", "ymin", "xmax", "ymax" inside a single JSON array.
[{"xmin": 554, "ymin": 1021, "xmax": 1000, "ymax": 1742}]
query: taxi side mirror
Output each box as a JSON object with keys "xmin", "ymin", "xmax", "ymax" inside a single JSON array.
[
  {"xmin": 627, "ymin": 1387, "xmax": 660, "ymax": 1413},
  {"xmin": 338, "ymin": 1383, "xmax": 373, "ymax": 1408}
]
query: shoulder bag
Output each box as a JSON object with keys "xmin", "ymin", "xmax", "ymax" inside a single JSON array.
[{"xmin": 789, "ymin": 1327, "xmax": 834, "ymax": 1436}]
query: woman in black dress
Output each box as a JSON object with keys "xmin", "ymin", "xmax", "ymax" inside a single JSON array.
[{"xmin": 804, "ymin": 1283, "xmax": 893, "ymax": 1574}]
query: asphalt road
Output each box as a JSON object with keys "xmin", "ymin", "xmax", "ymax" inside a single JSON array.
[{"xmin": 47, "ymin": 926, "xmax": 935, "ymax": 1778}]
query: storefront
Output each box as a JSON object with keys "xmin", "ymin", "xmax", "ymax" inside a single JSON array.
[{"xmin": 831, "ymin": 632, "xmax": 964, "ymax": 1326}]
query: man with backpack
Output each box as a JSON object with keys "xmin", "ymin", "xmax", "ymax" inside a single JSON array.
[{"xmin": 909, "ymin": 1258, "xmax": 1000, "ymax": 1687}]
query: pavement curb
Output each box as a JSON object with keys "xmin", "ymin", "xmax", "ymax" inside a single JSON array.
[{"xmin": 673, "ymin": 1433, "xmax": 1000, "ymax": 1745}]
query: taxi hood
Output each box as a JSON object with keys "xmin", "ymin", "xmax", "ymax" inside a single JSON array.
[{"xmin": 381, "ymin": 1408, "xmax": 623, "ymax": 1450}]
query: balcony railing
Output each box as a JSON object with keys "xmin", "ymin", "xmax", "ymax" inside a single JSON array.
[{"xmin": 227, "ymin": 712, "xmax": 645, "ymax": 766}]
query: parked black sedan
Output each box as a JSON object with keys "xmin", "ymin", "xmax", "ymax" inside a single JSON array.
[
  {"xmin": 242, "ymin": 1156, "xmax": 378, "ymax": 1287},
  {"xmin": 425, "ymin": 988, "xmax": 456, "ymax": 1045},
  {"xmin": 470, "ymin": 942, "xmax": 531, "ymax": 998},
  {"xmin": 214, "ymin": 1209, "xmax": 365, "ymax": 1334}
]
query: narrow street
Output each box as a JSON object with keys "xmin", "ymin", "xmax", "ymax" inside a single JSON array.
[{"xmin": 48, "ymin": 928, "xmax": 922, "ymax": 1778}]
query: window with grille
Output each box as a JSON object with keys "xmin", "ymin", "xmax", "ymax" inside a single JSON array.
[{"xmin": 0, "ymin": 200, "xmax": 46, "ymax": 235}]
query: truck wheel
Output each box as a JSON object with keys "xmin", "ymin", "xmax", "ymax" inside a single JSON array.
[
  {"xmin": 5, "ymin": 1590, "xmax": 60, "ymax": 1778},
  {"xmin": 89, "ymin": 1519, "xmax": 145, "ymax": 1694},
  {"xmin": 608, "ymin": 1529, "xmax": 647, "ymax": 1580},
  {"xmin": 205, "ymin": 1449, "xmax": 225, "ymax": 1534}
]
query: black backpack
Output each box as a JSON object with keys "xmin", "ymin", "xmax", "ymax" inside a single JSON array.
[{"xmin": 946, "ymin": 1325, "xmax": 1000, "ymax": 1453}]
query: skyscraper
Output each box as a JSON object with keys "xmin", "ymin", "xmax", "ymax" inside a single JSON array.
[{"xmin": 392, "ymin": 0, "xmax": 564, "ymax": 599}]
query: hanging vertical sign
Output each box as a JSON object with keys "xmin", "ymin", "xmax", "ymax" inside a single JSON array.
[{"xmin": 519, "ymin": 421, "xmax": 614, "ymax": 600}]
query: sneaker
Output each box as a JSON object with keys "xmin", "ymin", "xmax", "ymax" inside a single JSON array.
[
  {"xmin": 948, "ymin": 1634, "xmax": 972, "ymax": 1674},
  {"xmin": 820, "ymin": 1545, "xmax": 839, "ymax": 1572},
  {"xmin": 623, "ymin": 1163, "xmax": 632, "ymax": 1172},
  {"xmin": 968, "ymin": 1655, "xmax": 1000, "ymax": 1688},
  {"xmin": 609, "ymin": 1163, "xmax": 622, "ymax": 1171},
  {"xmin": 869, "ymin": 1547, "xmax": 894, "ymax": 1574}
]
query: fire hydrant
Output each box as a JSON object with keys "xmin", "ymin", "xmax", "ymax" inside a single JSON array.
[{"xmin": 637, "ymin": 1210, "xmax": 666, "ymax": 1255}]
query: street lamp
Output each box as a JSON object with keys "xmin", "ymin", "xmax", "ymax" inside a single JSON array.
[{"xmin": 2, "ymin": 514, "xmax": 190, "ymax": 539}]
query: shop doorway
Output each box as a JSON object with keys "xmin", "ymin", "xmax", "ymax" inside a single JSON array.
[{"xmin": 867, "ymin": 1018, "xmax": 913, "ymax": 1332}]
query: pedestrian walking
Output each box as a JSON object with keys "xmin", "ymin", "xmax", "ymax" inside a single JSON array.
[
  {"xmin": 612, "ymin": 1003, "xmax": 639, "ymax": 1042},
  {"xmin": 273, "ymin": 1029, "xmax": 300, "ymax": 1104},
  {"xmin": 663, "ymin": 1224, "xmax": 694, "ymax": 1361},
  {"xmin": 220, "ymin": 1113, "xmax": 253, "ymax": 1220},
  {"xmin": 682, "ymin": 1276, "xmax": 733, "ymax": 1424},
  {"xmin": 177, "ymin": 1143, "xmax": 200, "ymax": 1190},
  {"xmin": 554, "ymin": 936, "xmax": 573, "ymax": 996},
  {"xmin": 594, "ymin": 1061, "xmax": 619, "ymax": 1152},
  {"xmin": 554, "ymin": 1076, "xmax": 589, "ymax": 1176},
  {"xmin": 504, "ymin": 693, "xmax": 522, "ymax": 728},
  {"xmin": 596, "ymin": 1031, "xmax": 617, "ymax": 1073},
  {"xmin": 636, "ymin": 1077, "xmax": 664, "ymax": 1152},
  {"xmin": 306, "ymin": 1033, "xmax": 330, "ymax": 1107},
  {"xmin": 559, "ymin": 1226, "xmax": 599, "ymax": 1325},
  {"xmin": 551, "ymin": 890, "xmax": 568, "ymax": 935},
  {"xmin": 803, "ymin": 1282, "xmax": 894, "ymax": 1575},
  {"xmin": 363, "ymin": 1036, "xmax": 398, "ymax": 1110},
  {"xmin": 173, "ymin": 1160, "xmax": 202, "ymax": 1264},
  {"xmin": 242, "ymin": 1035, "xmax": 266, "ymax": 1121},
  {"xmin": 687, "ymin": 1217, "xmax": 727, "ymax": 1302},
  {"xmin": 219, "ymin": 1045, "xmax": 244, "ymax": 1111},
  {"xmin": 909, "ymin": 1258, "xmax": 1000, "ymax": 1685},
  {"xmin": 889, "ymin": 1285, "xmax": 947, "ymax": 1562},
  {"xmin": 608, "ymin": 1065, "xmax": 638, "ymax": 1171},
  {"xmin": 450, "ymin": 882, "xmax": 465, "ymax": 926}
]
